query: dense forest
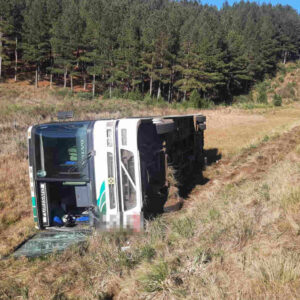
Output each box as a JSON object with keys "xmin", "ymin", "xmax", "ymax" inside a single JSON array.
[{"xmin": 0, "ymin": 0, "xmax": 299, "ymax": 103}]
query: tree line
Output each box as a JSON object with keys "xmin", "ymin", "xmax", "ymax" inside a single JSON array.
[{"xmin": 0, "ymin": 0, "xmax": 299, "ymax": 103}]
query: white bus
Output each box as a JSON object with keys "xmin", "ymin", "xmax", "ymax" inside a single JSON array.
[{"xmin": 27, "ymin": 114, "xmax": 206, "ymax": 232}]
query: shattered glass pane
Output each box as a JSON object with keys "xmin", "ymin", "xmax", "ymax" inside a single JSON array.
[{"xmin": 13, "ymin": 230, "xmax": 91, "ymax": 258}]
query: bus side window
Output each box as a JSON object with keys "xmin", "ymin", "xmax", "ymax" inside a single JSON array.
[{"xmin": 121, "ymin": 149, "xmax": 136, "ymax": 211}]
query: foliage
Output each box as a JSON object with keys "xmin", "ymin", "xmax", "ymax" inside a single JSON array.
[
  {"xmin": 0, "ymin": 0, "xmax": 299, "ymax": 102},
  {"xmin": 273, "ymin": 94, "xmax": 282, "ymax": 106},
  {"xmin": 125, "ymin": 90, "xmax": 143, "ymax": 101}
]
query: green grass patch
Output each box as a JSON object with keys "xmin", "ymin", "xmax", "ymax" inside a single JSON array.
[
  {"xmin": 171, "ymin": 216, "xmax": 196, "ymax": 238},
  {"xmin": 138, "ymin": 261, "xmax": 169, "ymax": 292}
]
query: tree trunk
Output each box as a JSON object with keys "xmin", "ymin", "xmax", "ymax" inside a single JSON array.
[
  {"xmin": 168, "ymin": 72, "xmax": 173, "ymax": 103},
  {"xmin": 35, "ymin": 67, "xmax": 38, "ymax": 88},
  {"xmin": 141, "ymin": 75, "xmax": 144, "ymax": 94},
  {"xmin": 183, "ymin": 90, "xmax": 186, "ymax": 102},
  {"xmin": 149, "ymin": 75, "xmax": 153, "ymax": 96},
  {"xmin": 83, "ymin": 74, "xmax": 86, "ymax": 91},
  {"xmin": 64, "ymin": 67, "xmax": 67, "ymax": 88},
  {"xmin": 92, "ymin": 74, "xmax": 95, "ymax": 98},
  {"xmin": 0, "ymin": 17, "xmax": 2, "ymax": 79},
  {"xmin": 283, "ymin": 51, "xmax": 287, "ymax": 64},
  {"xmin": 14, "ymin": 37, "xmax": 18, "ymax": 81},
  {"xmin": 50, "ymin": 73, "xmax": 53, "ymax": 88},
  {"xmin": 109, "ymin": 82, "xmax": 112, "ymax": 99},
  {"xmin": 157, "ymin": 81, "xmax": 161, "ymax": 100},
  {"xmin": 0, "ymin": 41, "xmax": 2, "ymax": 79},
  {"xmin": 70, "ymin": 75, "xmax": 73, "ymax": 91}
]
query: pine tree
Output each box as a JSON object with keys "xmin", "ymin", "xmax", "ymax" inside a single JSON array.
[
  {"xmin": 51, "ymin": 0, "xmax": 84, "ymax": 89},
  {"xmin": 22, "ymin": 0, "xmax": 51, "ymax": 87},
  {"xmin": 0, "ymin": 0, "xmax": 14, "ymax": 79}
]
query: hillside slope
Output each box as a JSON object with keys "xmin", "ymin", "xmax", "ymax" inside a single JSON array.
[{"xmin": 0, "ymin": 63, "xmax": 300, "ymax": 299}]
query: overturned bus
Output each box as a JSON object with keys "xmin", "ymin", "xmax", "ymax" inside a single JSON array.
[{"xmin": 27, "ymin": 115, "xmax": 206, "ymax": 232}]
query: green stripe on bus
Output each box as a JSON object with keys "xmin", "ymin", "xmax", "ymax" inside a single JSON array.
[
  {"xmin": 32, "ymin": 197, "xmax": 36, "ymax": 207},
  {"xmin": 97, "ymin": 181, "xmax": 106, "ymax": 214},
  {"xmin": 33, "ymin": 217, "xmax": 38, "ymax": 223},
  {"xmin": 33, "ymin": 207, "xmax": 37, "ymax": 217}
]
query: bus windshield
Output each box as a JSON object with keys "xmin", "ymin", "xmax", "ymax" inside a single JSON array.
[{"xmin": 34, "ymin": 122, "xmax": 90, "ymax": 180}]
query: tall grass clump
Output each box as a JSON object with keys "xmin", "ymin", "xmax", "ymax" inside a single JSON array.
[{"xmin": 280, "ymin": 188, "xmax": 300, "ymax": 211}]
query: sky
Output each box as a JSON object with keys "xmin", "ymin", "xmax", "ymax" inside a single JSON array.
[{"xmin": 200, "ymin": 0, "xmax": 300, "ymax": 13}]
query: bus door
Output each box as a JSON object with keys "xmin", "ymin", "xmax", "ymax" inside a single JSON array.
[
  {"xmin": 94, "ymin": 120, "xmax": 120, "ymax": 229},
  {"xmin": 105, "ymin": 121, "xmax": 120, "ymax": 228},
  {"xmin": 117, "ymin": 119, "xmax": 143, "ymax": 231}
]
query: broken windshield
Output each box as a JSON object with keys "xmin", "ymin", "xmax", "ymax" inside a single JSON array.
[
  {"xmin": 13, "ymin": 230, "xmax": 90, "ymax": 258},
  {"xmin": 34, "ymin": 122, "xmax": 90, "ymax": 180}
]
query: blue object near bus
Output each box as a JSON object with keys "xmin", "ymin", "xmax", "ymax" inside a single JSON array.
[
  {"xmin": 65, "ymin": 161, "xmax": 76, "ymax": 165},
  {"xmin": 76, "ymin": 216, "xmax": 89, "ymax": 222},
  {"xmin": 53, "ymin": 216, "xmax": 64, "ymax": 226}
]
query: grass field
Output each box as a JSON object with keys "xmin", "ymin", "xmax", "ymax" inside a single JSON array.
[{"xmin": 0, "ymin": 63, "xmax": 300, "ymax": 299}]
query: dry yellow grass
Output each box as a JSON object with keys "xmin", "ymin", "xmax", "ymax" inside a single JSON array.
[
  {"xmin": 205, "ymin": 104, "xmax": 300, "ymax": 157},
  {"xmin": 1, "ymin": 63, "xmax": 300, "ymax": 299}
]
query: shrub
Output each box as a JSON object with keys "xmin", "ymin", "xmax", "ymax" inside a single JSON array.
[
  {"xmin": 52, "ymin": 88, "xmax": 73, "ymax": 99},
  {"xmin": 262, "ymin": 135, "xmax": 270, "ymax": 142},
  {"xmin": 189, "ymin": 90, "xmax": 201, "ymax": 107},
  {"xmin": 287, "ymin": 82, "xmax": 296, "ymax": 97},
  {"xmin": 278, "ymin": 84, "xmax": 296, "ymax": 99},
  {"xmin": 179, "ymin": 100, "xmax": 189, "ymax": 110},
  {"xmin": 126, "ymin": 90, "xmax": 143, "ymax": 101},
  {"xmin": 189, "ymin": 90, "xmax": 214, "ymax": 108},
  {"xmin": 76, "ymin": 92, "xmax": 93, "ymax": 100},
  {"xmin": 102, "ymin": 89, "xmax": 110, "ymax": 99},
  {"xmin": 278, "ymin": 76, "xmax": 284, "ymax": 83},
  {"xmin": 273, "ymin": 94, "xmax": 282, "ymax": 106},
  {"xmin": 102, "ymin": 88, "xmax": 123, "ymax": 99},
  {"xmin": 194, "ymin": 248, "xmax": 213, "ymax": 264},
  {"xmin": 139, "ymin": 244, "xmax": 156, "ymax": 262},
  {"xmin": 143, "ymin": 94, "xmax": 153, "ymax": 106},
  {"xmin": 118, "ymin": 250, "xmax": 140, "ymax": 269},
  {"xmin": 234, "ymin": 93, "xmax": 254, "ymax": 103},
  {"xmin": 279, "ymin": 64, "xmax": 287, "ymax": 76},
  {"xmin": 156, "ymin": 96, "xmax": 168, "ymax": 108},
  {"xmin": 171, "ymin": 102, "xmax": 179, "ymax": 109},
  {"xmin": 257, "ymin": 88, "xmax": 268, "ymax": 104}
]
